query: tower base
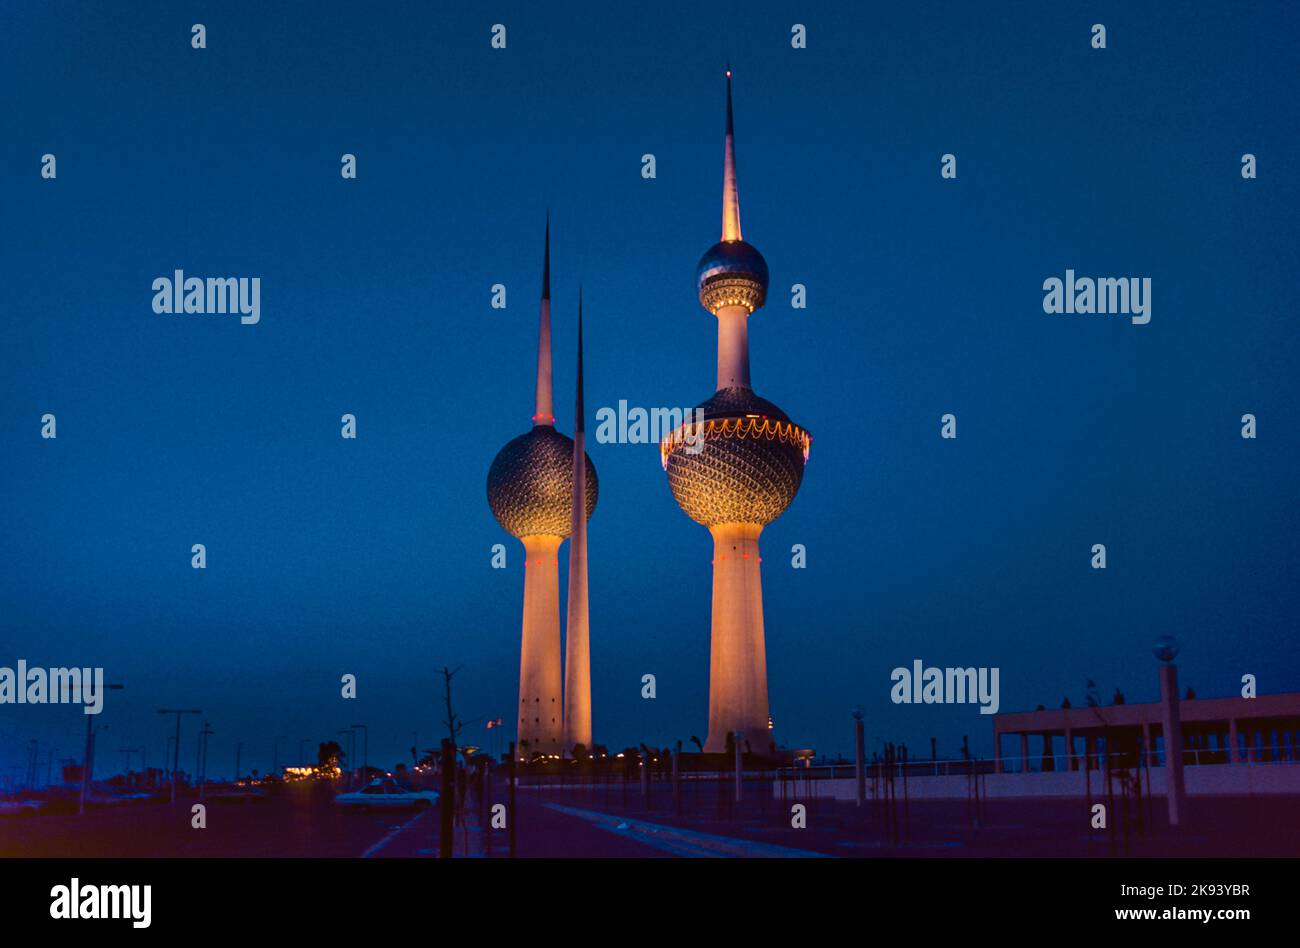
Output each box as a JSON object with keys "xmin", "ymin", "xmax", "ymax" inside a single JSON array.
[
  {"xmin": 517, "ymin": 534, "xmax": 564, "ymax": 757},
  {"xmin": 703, "ymin": 522, "xmax": 773, "ymax": 753}
]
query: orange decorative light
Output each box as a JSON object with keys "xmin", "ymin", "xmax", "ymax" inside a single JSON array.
[{"xmin": 659, "ymin": 416, "xmax": 812, "ymax": 470}]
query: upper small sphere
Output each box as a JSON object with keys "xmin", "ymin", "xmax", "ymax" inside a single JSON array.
[
  {"xmin": 487, "ymin": 426, "xmax": 598, "ymax": 539},
  {"xmin": 696, "ymin": 240, "xmax": 769, "ymax": 314}
]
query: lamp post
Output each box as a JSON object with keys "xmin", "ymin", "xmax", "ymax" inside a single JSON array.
[
  {"xmin": 80, "ymin": 683, "xmax": 125, "ymax": 815},
  {"xmin": 734, "ymin": 730, "xmax": 744, "ymax": 803},
  {"xmin": 272, "ymin": 735, "xmax": 286, "ymax": 778},
  {"xmin": 234, "ymin": 742, "xmax": 243, "ymax": 783},
  {"xmin": 197, "ymin": 723, "xmax": 214, "ymax": 799},
  {"xmin": 158, "ymin": 708, "xmax": 200, "ymax": 806},
  {"xmin": 338, "ymin": 728, "xmax": 355, "ymax": 789},
  {"xmin": 1154, "ymin": 635, "xmax": 1186, "ymax": 827},
  {"xmin": 853, "ymin": 706, "xmax": 866, "ymax": 808},
  {"xmin": 350, "ymin": 724, "xmax": 369, "ymax": 780},
  {"xmin": 119, "ymin": 747, "xmax": 140, "ymax": 786},
  {"xmin": 26, "ymin": 740, "xmax": 38, "ymax": 789}
]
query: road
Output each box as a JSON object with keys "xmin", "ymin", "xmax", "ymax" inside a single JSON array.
[
  {"xmin": 6, "ymin": 777, "xmax": 1295, "ymax": 857},
  {"xmin": 0, "ymin": 781, "xmax": 671, "ymax": 858}
]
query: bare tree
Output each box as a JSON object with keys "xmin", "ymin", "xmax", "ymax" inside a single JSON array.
[{"xmin": 440, "ymin": 666, "xmax": 465, "ymax": 748}]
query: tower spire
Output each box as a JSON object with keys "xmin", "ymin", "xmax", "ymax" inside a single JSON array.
[
  {"xmin": 564, "ymin": 286, "xmax": 592, "ymax": 752},
  {"xmin": 542, "ymin": 210, "xmax": 551, "ymax": 301},
  {"xmin": 722, "ymin": 66, "xmax": 742, "ymax": 242},
  {"xmin": 533, "ymin": 212, "xmax": 554, "ymax": 425},
  {"xmin": 575, "ymin": 289, "xmax": 584, "ymax": 432}
]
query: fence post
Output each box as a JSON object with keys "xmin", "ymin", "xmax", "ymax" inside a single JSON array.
[
  {"xmin": 854, "ymin": 716, "xmax": 866, "ymax": 808},
  {"xmin": 439, "ymin": 739, "xmax": 455, "ymax": 859},
  {"xmin": 507, "ymin": 741, "xmax": 517, "ymax": 859},
  {"xmin": 733, "ymin": 734, "xmax": 744, "ymax": 805},
  {"xmin": 672, "ymin": 741, "xmax": 681, "ymax": 817}
]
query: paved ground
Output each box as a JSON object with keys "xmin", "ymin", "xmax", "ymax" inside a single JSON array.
[
  {"xmin": 4, "ymin": 776, "xmax": 1296, "ymax": 857},
  {"xmin": 0, "ymin": 781, "xmax": 668, "ymax": 859},
  {"xmin": 513, "ymin": 777, "xmax": 1300, "ymax": 857}
]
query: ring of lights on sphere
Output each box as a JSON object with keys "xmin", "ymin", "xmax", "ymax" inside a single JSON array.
[
  {"xmin": 696, "ymin": 240, "xmax": 769, "ymax": 314},
  {"xmin": 662, "ymin": 387, "xmax": 809, "ymax": 527},
  {"xmin": 488, "ymin": 425, "xmax": 598, "ymax": 538}
]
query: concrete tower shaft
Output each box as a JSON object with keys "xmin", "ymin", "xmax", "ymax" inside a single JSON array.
[
  {"xmin": 519, "ymin": 534, "xmax": 563, "ymax": 754},
  {"xmin": 706, "ymin": 522, "xmax": 771, "ymax": 751},
  {"xmin": 563, "ymin": 292, "xmax": 592, "ymax": 753}
]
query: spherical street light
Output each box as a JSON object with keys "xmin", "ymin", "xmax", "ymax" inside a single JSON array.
[{"xmin": 1152, "ymin": 634, "xmax": 1180, "ymax": 663}]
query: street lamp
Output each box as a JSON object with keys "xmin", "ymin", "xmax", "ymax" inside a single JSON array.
[
  {"xmin": 273, "ymin": 736, "xmax": 286, "ymax": 778},
  {"xmin": 338, "ymin": 728, "xmax": 355, "ymax": 789},
  {"xmin": 350, "ymin": 724, "xmax": 369, "ymax": 780},
  {"xmin": 119, "ymin": 747, "xmax": 142, "ymax": 785},
  {"xmin": 80, "ymin": 683, "xmax": 125, "ymax": 816},
  {"xmin": 197, "ymin": 723, "xmax": 214, "ymax": 798},
  {"xmin": 26, "ymin": 740, "xmax": 38, "ymax": 789},
  {"xmin": 1154, "ymin": 635, "xmax": 1186, "ymax": 827},
  {"xmin": 485, "ymin": 718, "xmax": 504, "ymax": 761},
  {"xmin": 158, "ymin": 708, "xmax": 201, "ymax": 806},
  {"xmin": 852, "ymin": 706, "xmax": 866, "ymax": 808}
]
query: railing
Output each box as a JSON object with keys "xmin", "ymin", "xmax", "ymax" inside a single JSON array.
[{"xmin": 777, "ymin": 748, "xmax": 1300, "ymax": 780}]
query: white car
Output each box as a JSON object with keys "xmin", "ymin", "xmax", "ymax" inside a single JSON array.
[{"xmin": 335, "ymin": 777, "xmax": 440, "ymax": 809}]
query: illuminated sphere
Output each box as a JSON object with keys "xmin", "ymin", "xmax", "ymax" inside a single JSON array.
[
  {"xmin": 663, "ymin": 387, "xmax": 808, "ymax": 527},
  {"xmin": 696, "ymin": 240, "xmax": 769, "ymax": 314},
  {"xmin": 1152, "ymin": 634, "xmax": 1180, "ymax": 664},
  {"xmin": 487, "ymin": 426, "xmax": 598, "ymax": 538}
]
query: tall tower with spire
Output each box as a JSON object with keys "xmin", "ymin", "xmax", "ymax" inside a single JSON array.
[
  {"xmin": 488, "ymin": 218, "xmax": 598, "ymax": 758},
  {"xmin": 563, "ymin": 291, "xmax": 592, "ymax": 754},
  {"xmin": 661, "ymin": 70, "xmax": 812, "ymax": 754}
]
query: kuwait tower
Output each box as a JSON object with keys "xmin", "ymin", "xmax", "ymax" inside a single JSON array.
[
  {"xmin": 661, "ymin": 70, "xmax": 811, "ymax": 754},
  {"xmin": 488, "ymin": 219, "xmax": 598, "ymax": 757}
]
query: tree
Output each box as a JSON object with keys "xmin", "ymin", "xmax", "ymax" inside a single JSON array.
[
  {"xmin": 440, "ymin": 666, "xmax": 465, "ymax": 748},
  {"xmin": 318, "ymin": 741, "xmax": 343, "ymax": 769}
]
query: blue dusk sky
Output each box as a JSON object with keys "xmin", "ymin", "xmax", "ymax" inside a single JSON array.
[{"xmin": 2, "ymin": 1, "xmax": 1298, "ymax": 777}]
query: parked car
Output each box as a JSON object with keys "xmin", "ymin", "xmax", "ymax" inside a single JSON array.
[
  {"xmin": 0, "ymin": 799, "xmax": 42, "ymax": 818},
  {"xmin": 335, "ymin": 777, "xmax": 439, "ymax": 810}
]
